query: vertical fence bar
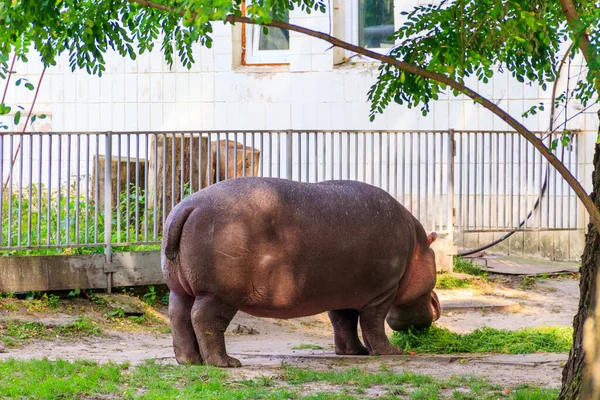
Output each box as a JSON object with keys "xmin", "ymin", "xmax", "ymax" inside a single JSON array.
[
  {"xmin": 242, "ymin": 133, "xmax": 247, "ymax": 178},
  {"xmin": 307, "ymin": 132, "xmax": 312, "ymax": 181},
  {"xmin": 432, "ymin": 133, "xmax": 437, "ymax": 232},
  {"xmin": 417, "ymin": 132, "xmax": 421, "ymax": 222},
  {"xmin": 234, "ymin": 132, "xmax": 238, "ymax": 179},
  {"xmin": 277, "ymin": 132, "xmax": 281, "ymax": 179},
  {"xmin": 8, "ymin": 135, "xmax": 13, "ymax": 247},
  {"xmin": 126, "ymin": 134, "xmax": 131, "ymax": 242},
  {"xmin": 503, "ymin": 133, "xmax": 508, "ymax": 229},
  {"xmin": 408, "ymin": 132, "xmax": 413, "ymax": 213},
  {"xmin": 286, "ymin": 130, "xmax": 293, "ymax": 180},
  {"xmin": 144, "ymin": 134, "xmax": 149, "ymax": 241},
  {"xmin": 495, "ymin": 132, "xmax": 500, "ymax": 230},
  {"xmin": 135, "ymin": 133, "xmax": 141, "ymax": 239},
  {"xmin": 447, "ymin": 129, "xmax": 455, "ymax": 237},
  {"xmin": 47, "ymin": 135, "xmax": 52, "ymax": 246},
  {"xmin": 37, "ymin": 134, "xmax": 43, "ymax": 245},
  {"xmin": 538, "ymin": 134, "xmax": 544, "ymax": 229},
  {"xmin": 66, "ymin": 135, "xmax": 71, "ymax": 244},
  {"xmin": 488, "ymin": 133, "xmax": 492, "ymax": 230},
  {"xmin": 17, "ymin": 135, "xmax": 24, "ymax": 247},
  {"xmin": 219, "ymin": 132, "xmax": 227, "ymax": 180},
  {"xmin": 424, "ymin": 132, "xmax": 428, "ymax": 230},
  {"xmin": 402, "ymin": 133, "xmax": 406, "ymax": 206},
  {"xmin": 480, "ymin": 133, "xmax": 485, "ymax": 230},
  {"xmin": 465, "ymin": 134, "xmax": 470, "ymax": 230},
  {"xmin": 260, "ymin": 132, "xmax": 264, "ymax": 178},
  {"xmin": 153, "ymin": 135, "xmax": 158, "ymax": 240},
  {"xmin": 0, "ymin": 134, "xmax": 3, "ymax": 246},
  {"xmin": 162, "ymin": 133, "xmax": 167, "ymax": 227},
  {"xmin": 457, "ymin": 132, "xmax": 462, "ymax": 231},
  {"xmin": 28, "ymin": 134, "xmax": 33, "ymax": 246},
  {"xmin": 56, "ymin": 135, "xmax": 62, "ymax": 246},
  {"xmin": 104, "ymin": 132, "xmax": 113, "ymax": 292},
  {"xmin": 116, "ymin": 136, "xmax": 122, "ymax": 243},
  {"xmin": 321, "ymin": 132, "xmax": 326, "ymax": 181},
  {"xmin": 297, "ymin": 132, "xmax": 302, "ymax": 181},
  {"xmin": 85, "ymin": 134, "xmax": 90, "ymax": 244}
]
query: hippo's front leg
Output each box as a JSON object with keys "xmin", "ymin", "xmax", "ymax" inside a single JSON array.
[
  {"xmin": 191, "ymin": 296, "xmax": 241, "ymax": 368},
  {"xmin": 359, "ymin": 290, "xmax": 403, "ymax": 356},
  {"xmin": 328, "ymin": 309, "xmax": 369, "ymax": 355},
  {"xmin": 169, "ymin": 292, "xmax": 203, "ymax": 364}
]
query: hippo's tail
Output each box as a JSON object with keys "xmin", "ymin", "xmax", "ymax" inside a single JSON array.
[{"xmin": 163, "ymin": 206, "xmax": 194, "ymax": 260}]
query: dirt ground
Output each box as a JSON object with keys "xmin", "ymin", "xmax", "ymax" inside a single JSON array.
[{"xmin": 0, "ymin": 275, "xmax": 579, "ymax": 390}]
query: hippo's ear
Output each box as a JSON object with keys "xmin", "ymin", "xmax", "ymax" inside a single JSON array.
[{"xmin": 427, "ymin": 232, "xmax": 437, "ymax": 245}]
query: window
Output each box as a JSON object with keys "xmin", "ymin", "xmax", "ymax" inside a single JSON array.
[
  {"xmin": 243, "ymin": 9, "xmax": 290, "ymax": 65},
  {"xmin": 344, "ymin": 0, "xmax": 395, "ymax": 55},
  {"xmin": 358, "ymin": 0, "xmax": 395, "ymax": 49}
]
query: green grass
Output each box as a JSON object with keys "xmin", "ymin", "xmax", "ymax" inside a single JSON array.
[
  {"xmin": 0, "ymin": 183, "xmax": 161, "ymax": 256},
  {"xmin": 0, "ymin": 359, "xmax": 559, "ymax": 400},
  {"xmin": 453, "ymin": 257, "xmax": 488, "ymax": 276},
  {"xmin": 390, "ymin": 325, "xmax": 573, "ymax": 355},
  {"xmin": 292, "ymin": 344, "xmax": 326, "ymax": 350},
  {"xmin": 435, "ymin": 273, "xmax": 475, "ymax": 290},
  {"xmin": 0, "ymin": 317, "xmax": 102, "ymax": 348}
]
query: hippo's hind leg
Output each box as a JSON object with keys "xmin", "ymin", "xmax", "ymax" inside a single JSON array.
[
  {"xmin": 191, "ymin": 296, "xmax": 241, "ymax": 368},
  {"xmin": 328, "ymin": 309, "xmax": 369, "ymax": 355},
  {"xmin": 169, "ymin": 291, "xmax": 203, "ymax": 364},
  {"xmin": 359, "ymin": 291, "xmax": 403, "ymax": 356}
]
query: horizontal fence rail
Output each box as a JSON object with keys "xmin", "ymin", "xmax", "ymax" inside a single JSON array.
[{"xmin": 0, "ymin": 130, "xmax": 580, "ymax": 255}]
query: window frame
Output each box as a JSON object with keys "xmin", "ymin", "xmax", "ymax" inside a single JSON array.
[
  {"xmin": 345, "ymin": 0, "xmax": 396, "ymax": 56},
  {"xmin": 241, "ymin": 3, "xmax": 290, "ymax": 66}
]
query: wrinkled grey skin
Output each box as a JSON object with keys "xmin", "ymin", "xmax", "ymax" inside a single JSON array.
[{"xmin": 162, "ymin": 177, "xmax": 440, "ymax": 367}]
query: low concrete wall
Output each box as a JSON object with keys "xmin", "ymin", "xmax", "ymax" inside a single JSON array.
[
  {"xmin": 0, "ymin": 252, "xmax": 163, "ymax": 293},
  {"xmin": 455, "ymin": 230, "xmax": 585, "ymax": 261}
]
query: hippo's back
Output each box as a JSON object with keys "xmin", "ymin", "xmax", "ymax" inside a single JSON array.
[{"xmin": 163, "ymin": 178, "xmax": 417, "ymax": 318}]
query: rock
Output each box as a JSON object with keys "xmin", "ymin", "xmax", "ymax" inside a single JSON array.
[
  {"xmin": 95, "ymin": 294, "xmax": 146, "ymax": 316},
  {"xmin": 0, "ymin": 341, "xmax": 5, "ymax": 353},
  {"xmin": 441, "ymin": 297, "xmax": 519, "ymax": 313},
  {"xmin": 231, "ymin": 324, "xmax": 259, "ymax": 335}
]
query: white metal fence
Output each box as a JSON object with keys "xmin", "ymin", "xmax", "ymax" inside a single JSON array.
[{"xmin": 0, "ymin": 130, "xmax": 580, "ymax": 255}]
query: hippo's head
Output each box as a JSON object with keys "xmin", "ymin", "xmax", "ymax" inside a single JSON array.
[{"xmin": 386, "ymin": 232, "xmax": 441, "ymax": 331}]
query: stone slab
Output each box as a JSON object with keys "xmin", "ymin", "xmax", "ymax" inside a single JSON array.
[
  {"xmin": 441, "ymin": 297, "xmax": 518, "ymax": 312},
  {"xmin": 469, "ymin": 255, "xmax": 579, "ymax": 276}
]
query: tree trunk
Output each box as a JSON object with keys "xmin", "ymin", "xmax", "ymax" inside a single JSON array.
[{"xmin": 560, "ymin": 111, "xmax": 600, "ymax": 399}]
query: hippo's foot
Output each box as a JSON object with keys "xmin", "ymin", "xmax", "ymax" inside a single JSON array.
[
  {"xmin": 359, "ymin": 292, "xmax": 403, "ymax": 357},
  {"xmin": 191, "ymin": 296, "xmax": 239, "ymax": 368},
  {"xmin": 205, "ymin": 354, "xmax": 242, "ymax": 368},
  {"xmin": 169, "ymin": 292, "xmax": 203, "ymax": 365},
  {"xmin": 328, "ymin": 309, "xmax": 370, "ymax": 356},
  {"xmin": 335, "ymin": 343, "xmax": 370, "ymax": 356},
  {"xmin": 368, "ymin": 343, "xmax": 404, "ymax": 356}
]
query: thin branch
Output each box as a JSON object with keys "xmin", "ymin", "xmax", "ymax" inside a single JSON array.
[
  {"xmin": 1, "ymin": 53, "xmax": 16, "ymax": 106},
  {"xmin": 127, "ymin": 0, "xmax": 600, "ymax": 228},
  {"xmin": 3, "ymin": 68, "xmax": 47, "ymax": 190}
]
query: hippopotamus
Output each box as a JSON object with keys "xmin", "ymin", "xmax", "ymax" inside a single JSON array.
[{"xmin": 162, "ymin": 177, "xmax": 440, "ymax": 367}]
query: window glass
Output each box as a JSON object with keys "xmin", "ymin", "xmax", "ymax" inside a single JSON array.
[
  {"xmin": 257, "ymin": 10, "xmax": 290, "ymax": 51},
  {"xmin": 359, "ymin": 0, "xmax": 395, "ymax": 49}
]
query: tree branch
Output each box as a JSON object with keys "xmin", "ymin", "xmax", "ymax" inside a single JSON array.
[{"xmin": 127, "ymin": 0, "xmax": 600, "ymax": 228}]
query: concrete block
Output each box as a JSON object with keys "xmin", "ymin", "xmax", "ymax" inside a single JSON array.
[
  {"xmin": 460, "ymin": 232, "xmax": 480, "ymax": 254},
  {"xmin": 539, "ymin": 231, "xmax": 555, "ymax": 260},
  {"xmin": 569, "ymin": 230, "xmax": 585, "ymax": 262},
  {"xmin": 147, "ymin": 135, "xmax": 208, "ymax": 219},
  {"xmin": 554, "ymin": 231, "xmax": 570, "ymax": 261},
  {"xmin": 92, "ymin": 155, "xmax": 146, "ymax": 208},
  {"xmin": 523, "ymin": 231, "xmax": 540, "ymax": 259},
  {"xmin": 508, "ymin": 231, "xmax": 524, "ymax": 256},
  {"xmin": 492, "ymin": 231, "xmax": 511, "ymax": 256}
]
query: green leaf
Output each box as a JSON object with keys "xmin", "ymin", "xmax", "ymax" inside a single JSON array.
[
  {"xmin": 14, "ymin": 110, "xmax": 21, "ymax": 125},
  {"xmin": 0, "ymin": 104, "xmax": 11, "ymax": 115},
  {"xmin": 25, "ymin": 82, "xmax": 35, "ymax": 90}
]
